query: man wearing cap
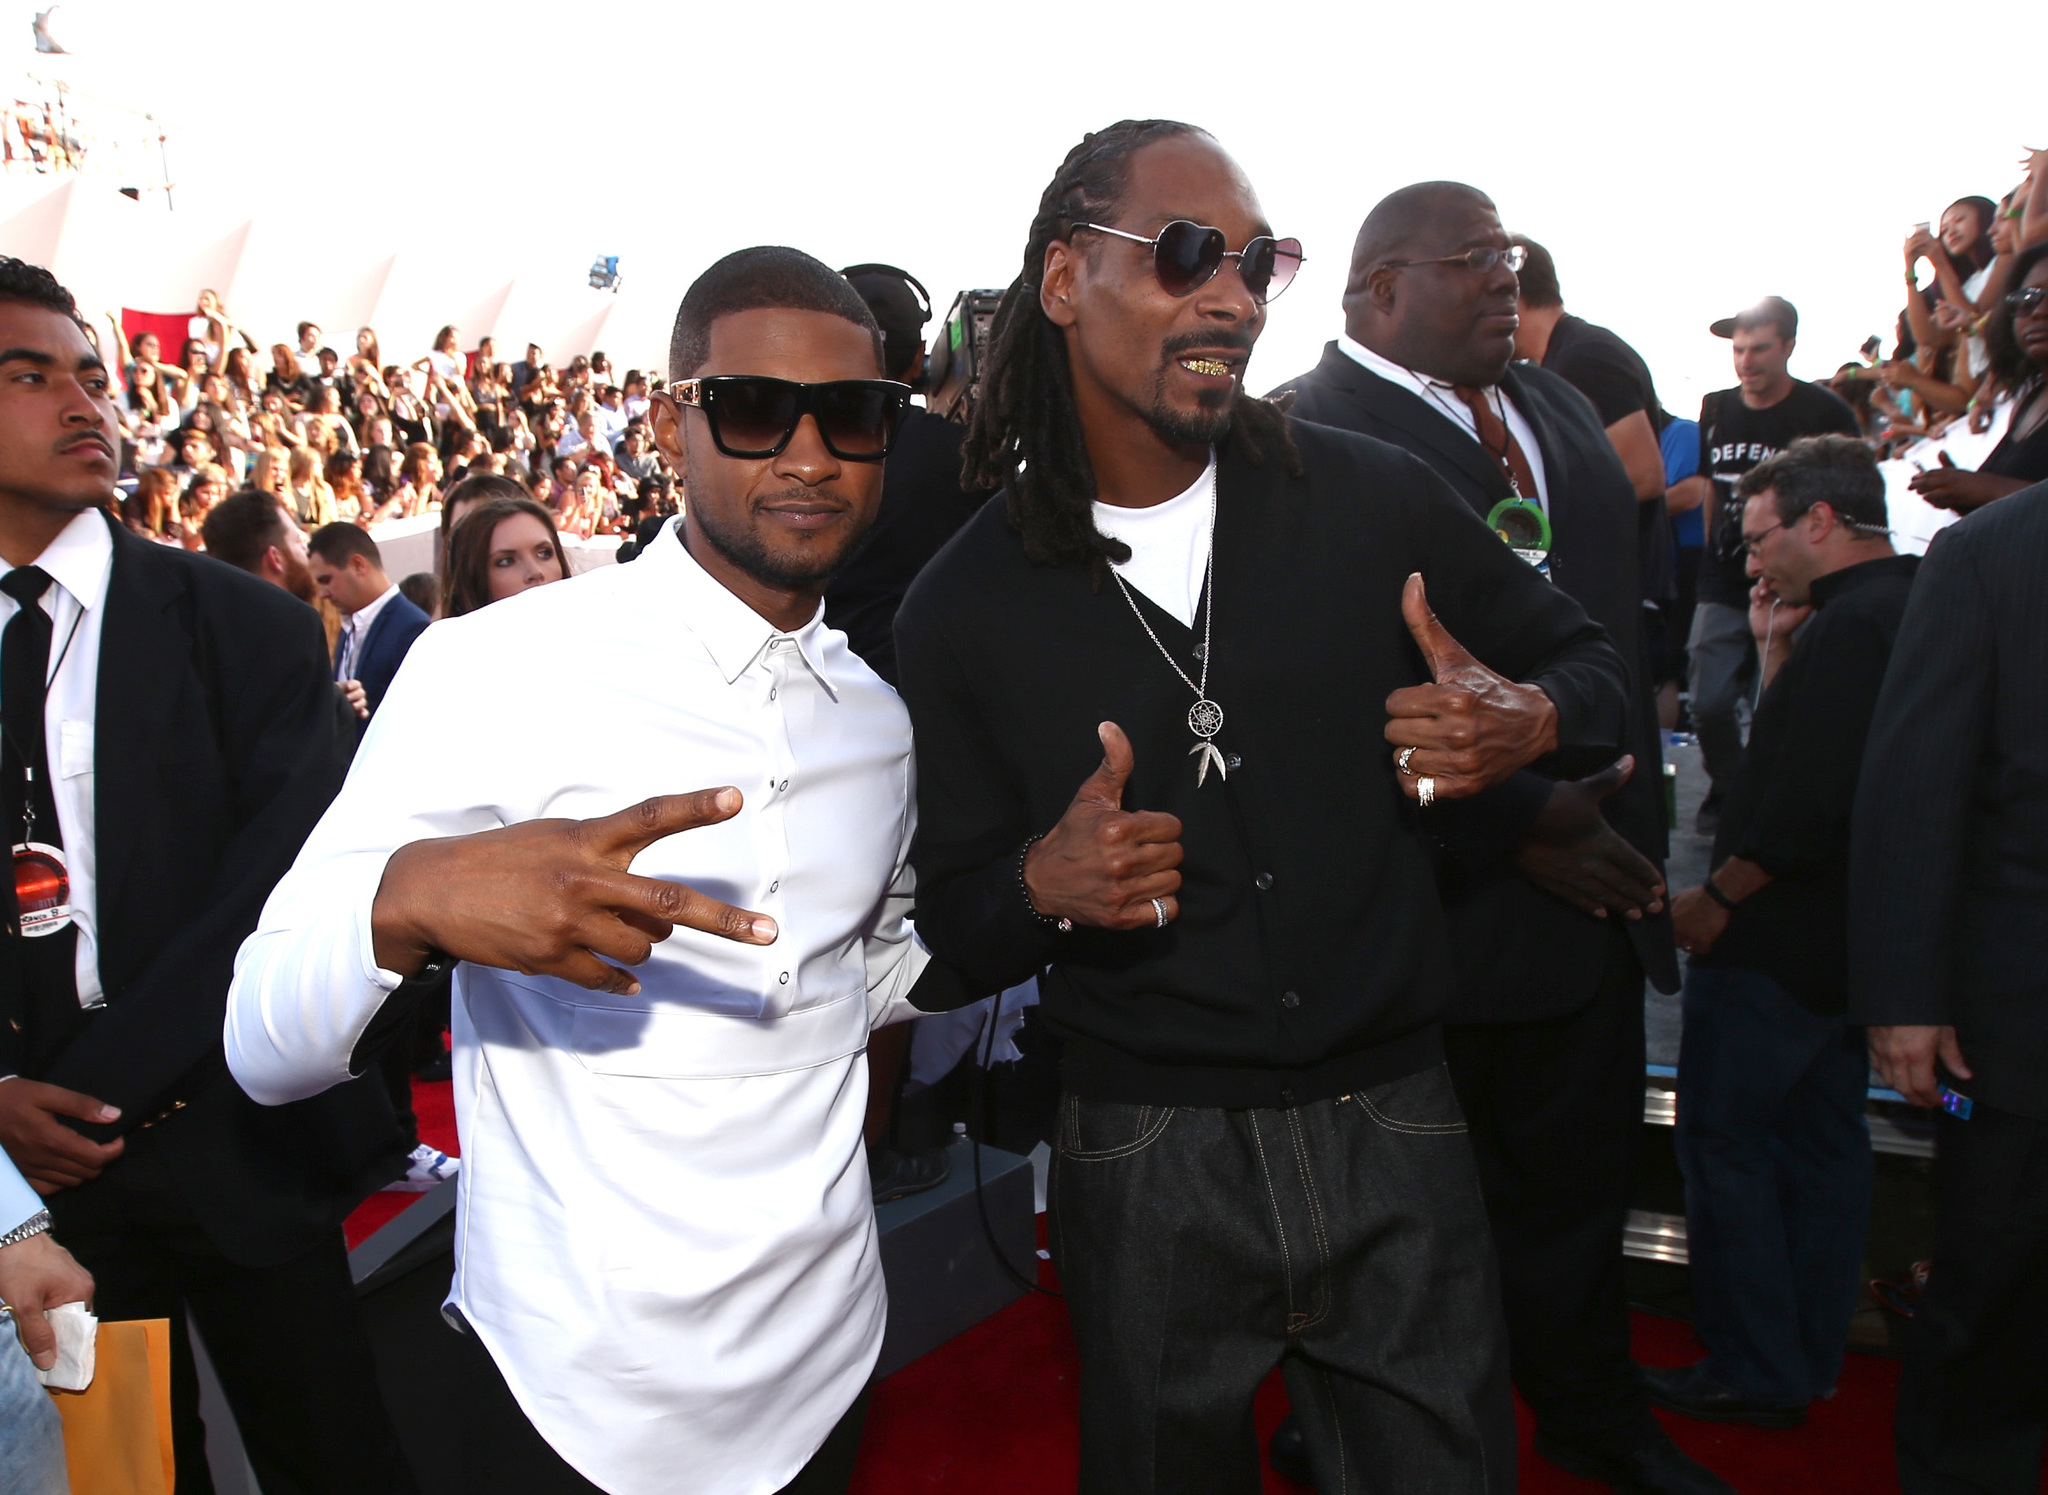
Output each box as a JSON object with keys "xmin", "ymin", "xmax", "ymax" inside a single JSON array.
[{"xmin": 1666, "ymin": 299, "xmax": 1859, "ymax": 831}]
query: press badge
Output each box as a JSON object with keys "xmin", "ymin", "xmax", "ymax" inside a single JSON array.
[
  {"xmin": 1487, "ymin": 497, "xmax": 1554, "ymax": 581},
  {"xmin": 11, "ymin": 841, "xmax": 72, "ymax": 937}
]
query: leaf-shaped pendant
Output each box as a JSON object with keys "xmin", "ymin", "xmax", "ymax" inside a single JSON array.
[{"xmin": 1189, "ymin": 740, "xmax": 1228, "ymax": 787}]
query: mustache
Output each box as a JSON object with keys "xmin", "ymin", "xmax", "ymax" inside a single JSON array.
[
  {"xmin": 750, "ymin": 484, "xmax": 850, "ymax": 509},
  {"xmin": 1162, "ymin": 329, "xmax": 1256, "ymax": 360}
]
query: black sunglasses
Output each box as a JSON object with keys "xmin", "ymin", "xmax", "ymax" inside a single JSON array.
[
  {"xmin": 1072, "ymin": 220, "xmax": 1304, "ymax": 302},
  {"xmin": 2007, "ymin": 286, "xmax": 2048, "ymax": 318},
  {"xmin": 666, "ymin": 376, "xmax": 912, "ymax": 462}
]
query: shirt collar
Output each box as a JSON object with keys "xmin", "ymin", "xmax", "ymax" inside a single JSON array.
[
  {"xmin": 26, "ymin": 506, "xmax": 115, "ymax": 615},
  {"xmin": 1806, "ymin": 552, "xmax": 1915, "ymax": 609},
  {"xmin": 646, "ymin": 521, "xmax": 837, "ymax": 696},
  {"xmin": 348, "ymin": 582, "xmax": 400, "ymax": 635},
  {"xmin": 1336, "ymin": 332, "xmax": 1496, "ymax": 400}
]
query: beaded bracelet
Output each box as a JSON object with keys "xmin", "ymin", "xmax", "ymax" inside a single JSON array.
[{"xmin": 1018, "ymin": 834, "xmax": 1073, "ymax": 933}]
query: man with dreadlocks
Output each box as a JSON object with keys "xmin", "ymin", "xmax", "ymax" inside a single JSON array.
[{"xmin": 895, "ymin": 120, "xmax": 1632, "ymax": 1494}]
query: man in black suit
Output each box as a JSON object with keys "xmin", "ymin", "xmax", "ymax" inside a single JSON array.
[
  {"xmin": 0, "ymin": 259, "xmax": 412, "ymax": 1492},
  {"xmin": 1272, "ymin": 182, "xmax": 1716, "ymax": 1495},
  {"xmin": 308, "ymin": 522, "xmax": 431, "ymax": 723},
  {"xmin": 1850, "ymin": 480, "xmax": 2048, "ymax": 1495}
]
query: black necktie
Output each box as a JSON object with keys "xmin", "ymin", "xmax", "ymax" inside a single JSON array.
[
  {"xmin": 1, "ymin": 564, "xmax": 81, "ymax": 1074},
  {"xmin": 1, "ymin": 566, "xmax": 60, "ymax": 867}
]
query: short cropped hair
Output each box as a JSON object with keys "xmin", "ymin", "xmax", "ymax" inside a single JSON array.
[
  {"xmin": 307, "ymin": 521, "xmax": 383, "ymax": 569},
  {"xmin": 0, "ymin": 257, "xmax": 85, "ymax": 329},
  {"xmin": 1737, "ymin": 434, "xmax": 1887, "ymax": 533},
  {"xmin": 668, "ymin": 246, "xmax": 883, "ymax": 380},
  {"xmin": 1509, "ymin": 234, "xmax": 1562, "ymax": 309},
  {"xmin": 199, "ymin": 490, "xmax": 293, "ymax": 572}
]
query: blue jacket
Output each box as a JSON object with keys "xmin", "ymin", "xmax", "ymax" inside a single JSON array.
[{"xmin": 339, "ymin": 589, "xmax": 431, "ymax": 720}]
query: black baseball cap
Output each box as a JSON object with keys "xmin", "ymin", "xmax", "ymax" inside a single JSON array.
[{"xmin": 1710, "ymin": 296, "xmax": 1798, "ymax": 341}]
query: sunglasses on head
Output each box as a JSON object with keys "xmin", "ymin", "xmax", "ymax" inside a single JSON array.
[
  {"xmin": 2008, "ymin": 286, "xmax": 2048, "ymax": 318},
  {"xmin": 666, "ymin": 376, "xmax": 913, "ymax": 462},
  {"xmin": 1072, "ymin": 220, "xmax": 1304, "ymax": 303}
]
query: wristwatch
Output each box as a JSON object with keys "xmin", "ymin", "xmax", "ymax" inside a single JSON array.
[
  {"xmin": 1703, "ymin": 879, "xmax": 1739, "ymax": 912},
  {"xmin": 0, "ymin": 1209, "xmax": 53, "ymax": 1250}
]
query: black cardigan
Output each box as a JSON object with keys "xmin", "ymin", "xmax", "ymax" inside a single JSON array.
[{"xmin": 894, "ymin": 418, "xmax": 1627, "ymax": 1107}]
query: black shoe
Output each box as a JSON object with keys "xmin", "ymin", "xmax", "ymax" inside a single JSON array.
[
  {"xmin": 868, "ymin": 1143, "xmax": 951, "ymax": 1205},
  {"xmin": 1266, "ymin": 1413, "xmax": 1316, "ymax": 1488},
  {"xmin": 1693, "ymin": 786, "xmax": 1723, "ymax": 838},
  {"xmin": 1535, "ymin": 1426, "xmax": 1737, "ymax": 1494},
  {"xmin": 1642, "ymin": 1362, "xmax": 1805, "ymax": 1429}
]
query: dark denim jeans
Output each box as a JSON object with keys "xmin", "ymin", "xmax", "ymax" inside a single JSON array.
[
  {"xmin": 1049, "ymin": 1064, "xmax": 1515, "ymax": 1495},
  {"xmin": 1675, "ymin": 964, "xmax": 1872, "ymax": 1404}
]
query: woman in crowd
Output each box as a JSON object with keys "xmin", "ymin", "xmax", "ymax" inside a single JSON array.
[
  {"xmin": 1909, "ymin": 240, "xmax": 2048, "ymax": 513},
  {"xmin": 266, "ymin": 343, "xmax": 311, "ymax": 407},
  {"xmin": 388, "ymin": 441, "xmax": 443, "ymax": 519},
  {"xmin": 442, "ymin": 494, "xmax": 572, "ymax": 618},
  {"xmin": 247, "ymin": 446, "xmax": 289, "ymax": 500},
  {"xmin": 325, "ymin": 448, "xmax": 367, "ymax": 524},
  {"xmin": 179, "ymin": 464, "xmax": 229, "ymax": 547},
  {"xmin": 121, "ymin": 355, "xmax": 176, "ymax": 471},
  {"xmin": 420, "ymin": 325, "xmax": 463, "ymax": 386},
  {"xmin": 387, "ymin": 367, "xmax": 434, "ymax": 448},
  {"xmin": 122, "ymin": 465, "xmax": 181, "ymax": 542},
  {"xmin": 222, "ymin": 345, "xmax": 260, "ymax": 409},
  {"xmin": 350, "ymin": 326, "xmax": 382, "ymax": 379},
  {"xmin": 280, "ymin": 446, "xmax": 332, "ymax": 527}
]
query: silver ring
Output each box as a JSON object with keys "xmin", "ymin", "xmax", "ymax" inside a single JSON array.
[
  {"xmin": 1397, "ymin": 746, "xmax": 1419, "ymax": 776},
  {"xmin": 1152, "ymin": 897, "xmax": 1169, "ymax": 928},
  {"xmin": 1417, "ymin": 776, "xmax": 1437, "ymax": 808}
]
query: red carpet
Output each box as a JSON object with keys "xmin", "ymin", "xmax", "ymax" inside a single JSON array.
[
  {"xmin": 852, "ymin": 1261, "xmax": 1916, "ymax": 1493},
  {"xmin": 343, "ymin": 1079, "xmax": 458, "ymax": 1249},
  {"xmin": 350, "ymin": 1093, "xmax": 2030, "ymax": 1492}
]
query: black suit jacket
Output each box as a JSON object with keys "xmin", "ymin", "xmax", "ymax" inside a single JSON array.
[
  {"xmin": 1849, "ymin": 483, "xmax": 2048, "ymax": 1120},
  {"xmin": 1273, "ymin": 342, "xmax": 1679, "ymax": 1018},
  {"xmin": 32, "ymin": 517, "xmax": 403, "ymax": 1265},
  {"xmin": 342, "ymin": 589, "xmax": 431, "ymax": 718}
]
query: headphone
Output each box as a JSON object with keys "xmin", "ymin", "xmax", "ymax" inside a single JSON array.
[{"xmin": 839, "ymin": 263, "xmax": 933, "ymax": 325}]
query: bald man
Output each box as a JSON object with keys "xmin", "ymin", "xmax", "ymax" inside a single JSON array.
[{"xmin": 1273, "ymin": 184, "xmax": 1719, "ymax": 1495}]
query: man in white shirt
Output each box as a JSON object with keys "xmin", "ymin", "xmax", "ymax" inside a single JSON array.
[{"xmin": 228, "ymin": 246, "xmax": 974, "ymax": 1495}]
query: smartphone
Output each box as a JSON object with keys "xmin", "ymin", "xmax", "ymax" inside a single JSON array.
[{"xmin": 1938, "ymin": 1086, "xmax": 1974, "ymax": 1120}]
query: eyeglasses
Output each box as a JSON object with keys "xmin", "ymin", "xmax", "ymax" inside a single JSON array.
[
  {"xmin": 1381, "ymin": 245, "xmax": 1529, "ymax": 276},
  {"xmin": 1740, "ymin": 521, "xmax": 1787, "ymax": 556},
  {"xmin": 1071, "ymin": 220, "xmax": 1304, "ymax": 303},
  {"xmin": 2007, "ymin": 286, "xmax": 2048, "ymax": 318},
  {"xmin": 666, "ymin": 376, "xmax": 912, "ymax": 462}
]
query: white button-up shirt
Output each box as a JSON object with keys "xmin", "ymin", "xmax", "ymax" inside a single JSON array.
[
  {"xmin": 1338, "ymin": 333, "xmax": 1550, "ymax": 510},
  {"xmin": 0, "ymin": 507, "xmax": 111, "ymax": 1010},
  {"xmin": 333, "ymin": 581, "xmax": 398, "ymax": 682},
  {"xmin": 227, "ymin": 522, "xmax": 933, "ymax": 1495}
]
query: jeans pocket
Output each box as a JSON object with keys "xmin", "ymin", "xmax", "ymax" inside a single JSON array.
[
  {"xmin": 1343, "ymin": 1065, "xmax": 1469, "ymax": 1136},
  {"xmin": 1059, "ymin": 1095, "xmax": 1178, "ymax": 1161}
]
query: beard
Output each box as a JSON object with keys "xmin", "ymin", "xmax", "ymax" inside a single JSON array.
[
  {"xmin": 1142, "ymin": 330, "xmax": 1254, "ymax": 446},
  {"xmin": 688, "ymin": 486, "xmax": 875, "ymax": 593},
  {"xmin": 279, "ymin": 550, "xmax": 318, "ymax": 605}
]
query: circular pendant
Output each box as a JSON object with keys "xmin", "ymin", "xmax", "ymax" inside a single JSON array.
[{"xmin": 1188, "ymin": 699, "xmax": 1223, "ymax": 739}]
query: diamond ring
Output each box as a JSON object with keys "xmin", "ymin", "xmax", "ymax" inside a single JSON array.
[
  {"xmin": 1152, "ymin": 897, "xmax": 1169, "ymax": 928},
  {"xmin": 1397, "ymin": 746, "xmax": 1419, "ymax": 776},
  {"xmin": 1417, "ymin": 776, "xmax": 1437, "ymax": 808}
]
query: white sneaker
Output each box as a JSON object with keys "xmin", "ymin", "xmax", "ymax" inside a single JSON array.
[{"xmin": 382, "ymin": 1143, "xmax": 460, "ymax": 1193}]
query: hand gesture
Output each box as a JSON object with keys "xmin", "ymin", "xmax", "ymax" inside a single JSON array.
[
  {"xmin": 1870, "ymin": 1024, "xmax": 1973, "ymax": 1108},
  {"xmin": 1904, "ymin": 226, "xmax": 1939, "ymax": 264},
  {"xmin": 0, "ymin": 1230, "xmax": 93, "ymax": 1371},
  {"xmin": 1511, "ymin": 757, "xmax": 1666, "ymax": 920},
  {"xmin": 371, "ymin": 790, "xmax": 778, "ymax": 996},
  {"xmin": 0, "ymin": 1081, "xmax": 123, "ymax": 1194},
  {"xmin": 1022, "ymin": 723, "xmax": 1184, "ymax": 930},
  {"xmin": 1748, "ymin": 578, "xmax": 1811, "ymax": 648},
  {"xmin": 1385, "ymin": 574, "xmax": 1560, "ymax": 801},
  {"xmin": 1909, "ymin": 452, "xmax": 2010, "ymax": 512},
  {"xmin": 1671, "ymin": 884, "xmax": 1732, "ymax": 956}
]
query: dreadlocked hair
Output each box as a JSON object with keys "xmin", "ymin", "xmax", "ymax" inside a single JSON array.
[{"xmin": 961, "ymin": 120, "xmax": 1302, "ymax": 579}]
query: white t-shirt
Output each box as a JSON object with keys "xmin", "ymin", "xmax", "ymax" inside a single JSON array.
[{"xmin": 1090, "ymin": 451, "xmax": 1217, "ymax": 628}]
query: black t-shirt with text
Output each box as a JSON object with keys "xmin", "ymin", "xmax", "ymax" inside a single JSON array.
[{"xmin": 1693, "ymin": 380, "xmax": 1861, "ymax": 607}]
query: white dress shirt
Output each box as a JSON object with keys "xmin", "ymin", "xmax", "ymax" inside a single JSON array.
[
  {"xmin": 1338, "ymin": 334, "xmax": 1550, "ymax": 511},
  {"xmin": 334, "ymin": 582, "xmax": 398, "ymax": 681},
  {"xmin": 1091, "ymin": 450, "xmax": 1216, "ymax": 628},
  {"xmin": 227, "ymin": 522, "xmax": 932, "ymax": 1495},
  {"xmin": 0, "ymin": 507, "xmax": 111, "ymax": 1010}
]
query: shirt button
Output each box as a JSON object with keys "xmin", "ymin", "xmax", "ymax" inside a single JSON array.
[
  {"xmin": 1192, "ymin": 643, "xmax": 1207, "ymax": 661},
  {"xmin": 777, "ymin": 778, "xmax": 790, "ymax": 792},
  {"xmin": 1281, "ymin": 990, "xmax": 1300, "ymax": 1009},
  {"xmin": 769, "ymin": 687, "xmax": 777, "ymax": 701},
  {"xmin": 1226, "ymin": 754, "xmax": 1243, "ymax": 771},
  {"xmin": 768, "ymin": 879, "xmax": 779, "ymax": 893},
  {"xmin": 778, "ymin": 971, "xmax": 790, "ymax": 985},
  {"xmin": 1254, "ymin": 872, "xmax": 1273, "ymax": 891}
]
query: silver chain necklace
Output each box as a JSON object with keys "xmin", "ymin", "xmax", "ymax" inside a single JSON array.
[{"xmin": 1107, "ymin": 464, "xmax": 1228, "ymax": 786}]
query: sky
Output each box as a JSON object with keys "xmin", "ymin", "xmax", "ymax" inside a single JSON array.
[{"xmin": 10, "ymin": 0, "xmax": 2039, "ymax": 417}]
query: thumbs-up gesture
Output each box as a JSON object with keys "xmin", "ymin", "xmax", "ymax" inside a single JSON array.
[
  {"xmin": 372, "ymin": 788, "xmax": 780, "ymax": 996},
  {"xmin": 1385, "ymin": 573, "xmax": 1561, "ymax": 802},
  {"xmin": 1022, "ymin": 722, "xmax": 1186, "ymax": 931}
]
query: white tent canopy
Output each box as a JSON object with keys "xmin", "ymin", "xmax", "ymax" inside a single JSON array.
[{"xmin": 0, "ymin": 176, "xmax": 666, "ymax": 369}]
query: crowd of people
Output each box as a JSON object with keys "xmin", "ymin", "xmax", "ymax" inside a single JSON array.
[
  {"xmin": 97, "ymin": 294, "xmax": 678, "ymax": 557},
  {"xmin": 0, "ymin": 116, "xmax": 2046, "ymax": 1495}
]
